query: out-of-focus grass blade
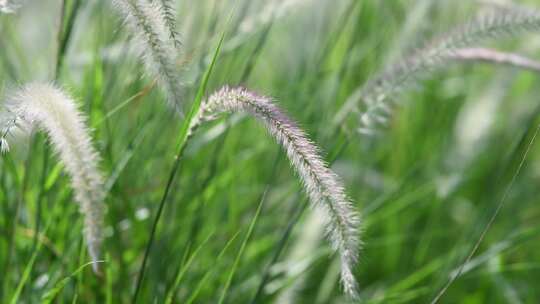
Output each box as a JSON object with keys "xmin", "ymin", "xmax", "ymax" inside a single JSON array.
[
  {"xmin": 9, "ymin": 222, "xmax": 51, "ymax": 304},
  {"xmin": 449, "ymin": 226, "xmax": 540, "ymax": 278},
  {"xmin": 104, "ymin": 125, "xmax": 149, "ymax": 194},
  {"xmin": 41, "ymin": 260, "xmax": 104, "ymax": 304},
  {"xmin": 44, "ymin": 163, "xmax": 63, "ymax": 190},
  {"xmin": 164, "ymin": 231, "xmax": 214, "ymax": 304},
  {"xmin": 175, "ymin": 27, "xmax": 227, "ymax": 151},
  {"xmin": 97, "ymin": 81, "xmax": 156, "ymax": 126},
  {"xmin": 217, "ymin": 189, "xmax": 267, "ymax": 304},
  {"xmin": 106, "ymin": 252, "xmax": 113, "ymax": 304},
  {"xmin": 185, "ymin": 231, "xmax": 241, "ymax": 304}
]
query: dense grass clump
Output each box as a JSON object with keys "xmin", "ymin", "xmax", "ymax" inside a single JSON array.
[{"xmin": 3, "ymin": 1, "xmax": 540, "ymax": 303}]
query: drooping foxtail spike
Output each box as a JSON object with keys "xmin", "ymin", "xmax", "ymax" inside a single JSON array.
[
  {"xmin": 199, "ymin": 86, "xmax": 361, "ymax": 298},
  {"xmin": 2, "ymin": 83, "xmax": 105, "ymax": 273}
]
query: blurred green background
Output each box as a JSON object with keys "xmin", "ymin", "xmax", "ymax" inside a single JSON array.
[{"xmin": 2, "ymin": 0, "xmax": 540, "ymax": 303}]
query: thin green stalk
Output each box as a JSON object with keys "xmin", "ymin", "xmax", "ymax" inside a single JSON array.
[
  {"xmin": 41, "ymin": 260, "xmax": 104, "ymax": 304},
  {"xmin": 164, "ymin": 231, "xmax": 214, "ymax": 304},
  {"xmin": 249, "ymin": 197, "xmax": 306, "ymax": 304},
  {"xmin": 1, "ymin": 139, "xmax": 31, "ymax": 299},
  {"xmin": 430, "ymin": 124, "xmax": 540, "ymax": 303},
  {"xmin": 184, "ymin": 130, "xmax": 230, "ymax": 258},
  {"xmin": 106, "ymin": 252, "xmax": 113, "ymax": 304},
  {"xmin": 55, "ymin": 0, "xmax": 82, "ymax": 79},
  {"xmin": 32, "ymin": 138, "xmax": 48, "ymax": 252},
  {"xmin": 185, "ymin": 231, "xmax": 241, "ymax": 304},
  {"xmin": 53, "ymin": 0, "xmax": 67, "ymax": 79},
  {"xmin": 176, "ymin": 10, "xmax": 276, "ymax": 255},
  {"xmin": 131, "ymin": 31, "xmax": 226, "ymax": 304},
  {"xmin": 9, "ymin": 221, "xmax": 51, "ymax": 304},
  {"xmin": 71, "ymin": 237, "xmax": 86, "ymax": 303},
  {"xmin": 217, "ymin": 187, "xmax": 268, "ymax": 304},
  {"xmin": 238, "ymin": 8, "xmax": 275, "ymax": 83},
  {"xmin": 97, "ymin": 81, "xmax": 156, "ymax": 125}
]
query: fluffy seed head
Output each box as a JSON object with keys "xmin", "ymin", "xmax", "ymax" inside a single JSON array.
[
  {"xmin": 157, "ymin": 0, "xmax": 181, "ymax": 49},
  {"xmin": 112, "ymin": 0, "xmax": 183, "ymax": 113},
  {"xmin": 335, "ymin": 8, "xmax": 540, "ymax": 134},
  {"xmin": 1, "ymin": 83, "xmax": 105, "ymax": 273},
  {"xmin": 449, "ymin": 47, "xmax": 540, "ymax": 72},
  {"xmin": 199, "ymin": 86, "xmax": 361, "ymax": 298}
]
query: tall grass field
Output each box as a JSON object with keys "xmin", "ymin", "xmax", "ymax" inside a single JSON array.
[{"xmin": 2, "ymin": 0, "xmax": 540, "ymax": 303}]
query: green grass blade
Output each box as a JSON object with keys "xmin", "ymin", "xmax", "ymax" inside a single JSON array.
[
  {"xmin": 106, "ymin": 252, "xmax": 113, "ymax": 304},
  {"xmin": 41, "ymin": 260, "xmax": 104, "ymax": 304},
  {"xmin": 164, "ymin": 231, "xmax": 214, "ymax": 304},
  {"xmin": 185, "ymin": 231, "xmax": 241, "ymax": 304},
  {"xmin": 217, "ymin": 189, "xmax": 267, "ymax": 304},
  {"xmin": 131, "ymin": 27, "xmax": 227, "ymax": 304},
  {"xmin": 9, "ymin": 223, "xmax": 51, "ymax": 304}
]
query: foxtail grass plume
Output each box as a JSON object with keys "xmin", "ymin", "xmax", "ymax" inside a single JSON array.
[
  {"xmin": 157, "ymin": 0, "xmax": 181, "ymax": 49},
  {"xmin": 449, "ymin": 47, "xmax": 540, "ymax": 73},
  {"xmin": 195, "ymin": 86, "xmax": 361, "ymax": 298},
  {"xmin": 335, "ymin": 8, "xmax": 540, "ymax": 134},
  {"xmin": 113, "ymin": 0, "xmax": 183, "ymax": 112},
  {"xmin": 0, "ymin": 83, "xmax": 105, "ymax": 273}
]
